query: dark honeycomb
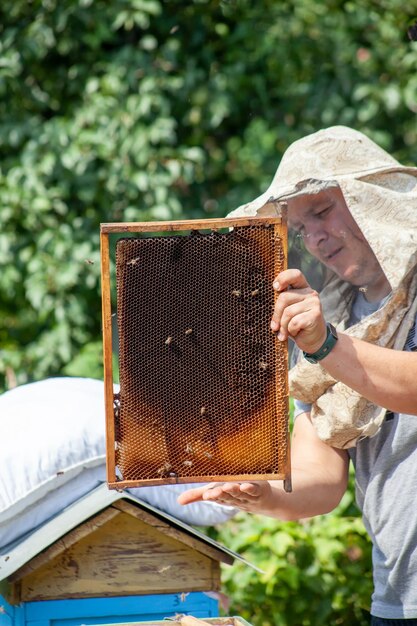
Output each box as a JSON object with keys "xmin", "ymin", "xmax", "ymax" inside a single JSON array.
[{"xmin": 114, "ymin": 224, "xmax": 289, "ymax": 485}]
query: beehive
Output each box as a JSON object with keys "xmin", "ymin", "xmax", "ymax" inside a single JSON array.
[
  {"xmin": 100, "ymin": 209, "xmax": 291, "ymax": 491},
  {"xmin": 0, "ymin": 486, "xmax": 237, "ymax": 623},
  {"xmin": 90, "ymin": 618, "xmax": 252, "ymax": 626}
]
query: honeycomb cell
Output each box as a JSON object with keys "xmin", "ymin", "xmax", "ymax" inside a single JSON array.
[{"xmin": 109, "ymin": 221, "xmax": 289, "ymax": 487}]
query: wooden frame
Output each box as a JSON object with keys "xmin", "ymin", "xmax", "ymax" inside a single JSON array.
[{"xmin": 100, "ymin": 206, "xmax": 291, "ymax": 492}]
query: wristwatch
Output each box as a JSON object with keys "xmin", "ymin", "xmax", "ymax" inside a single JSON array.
[{"xmin": 303, "ymin": 322, "xmax": 338, "ymax": 364}]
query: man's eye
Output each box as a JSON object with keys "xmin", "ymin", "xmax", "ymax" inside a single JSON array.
[{"xmin": 316, "ymin": 206, "xmax": 331, "ymax": 218}]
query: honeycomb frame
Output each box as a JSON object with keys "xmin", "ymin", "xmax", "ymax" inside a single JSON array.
[{"xmin": 101, "ymin": 207, "xmax": 291, "ymax": 492}]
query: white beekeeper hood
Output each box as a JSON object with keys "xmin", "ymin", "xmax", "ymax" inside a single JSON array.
[{"xmin": 230, "ymin": 126, "xmax": 417, "ymax": 448}]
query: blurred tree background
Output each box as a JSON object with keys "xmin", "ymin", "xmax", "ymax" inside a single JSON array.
[{"xmin": 1, "ymin": 0, "xmax": 416, "ymax": 623}]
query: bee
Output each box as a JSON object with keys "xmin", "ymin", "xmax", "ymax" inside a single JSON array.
[
  {"xmin": 157, "ymin": 462, "xmax": 172, "ymax": 476},
  {"xmin": 127, "ymin": 257, "xmax": 140, "ymax": 266},
  {"xmin": 259, "ymin": 361, "xmax": 269, "ymax": 371},
  {"xmin": 232, "ymin": 289, "xmax": 241, "ymax": 297},
  {"xmin": 251, "ymin": 288, "xmax": 260, "ymax": 297},
  {"xmin": 185, "ymin": 443, "xmax": 194, "ymax": 455},
  {"xmin": 165, "ymin": 336, "xmax": 173, "ymax": 346},
  {"xmin": 200, "ymin": 406, "xmax": 207, "ymax": 416},
  {"xmin": 183, "ymin": 460, "xmax": 193, "ymax": 467},
  {"xmin": 185, "ymin": 328, "xmax": 193, "ymax": 335},
  {"xmin": 84, "ymin": 259, "xmax": 94, "ymax": 265}
]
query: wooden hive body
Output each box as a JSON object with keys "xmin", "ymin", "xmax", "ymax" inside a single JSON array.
[
  {"xmin": 6, "ymin": 501, "xmax": 225, "ymax": 603},
  {"xmin": 0, "ymin": 489, "xmax": 243, "ymax": 625}
]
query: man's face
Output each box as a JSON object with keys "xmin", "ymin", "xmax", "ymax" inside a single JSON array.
[{"xmin": 287, "ymin": 186, "xmax": 386, "ymax": 293}]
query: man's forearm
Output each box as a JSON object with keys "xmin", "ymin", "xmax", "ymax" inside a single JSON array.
[
  {"xmin": 246, "ymin": 466, "xmax": 347, "ymax": 520},
  {"xmin": 322, "ymin": 333, "xmax": 417, "ymax": 415}
]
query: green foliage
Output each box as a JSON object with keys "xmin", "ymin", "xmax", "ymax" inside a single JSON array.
[
  {"xmin": 1, "ymin": 0, "xmax": 412, "ymax": 621},
  {"xmin": 1, "ymin": 0, "xmax": 417, "ymax": 389},
  {"xmin": 213, "ymin": 477, "xmax": 373, "ymax": 626}
]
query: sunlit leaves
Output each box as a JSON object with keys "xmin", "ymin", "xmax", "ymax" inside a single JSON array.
[
  {"xmin": 0, "ymin": 0, "xmax": 416, "ymax": 389},
  {"xmin": 215, "ymin": 501, "xmax": 372, "ymax": 625}
]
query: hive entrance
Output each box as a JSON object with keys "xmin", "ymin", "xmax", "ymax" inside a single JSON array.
[{"xmin": 101, "ymin": 213, "xmax": 291, "ymax": 491}]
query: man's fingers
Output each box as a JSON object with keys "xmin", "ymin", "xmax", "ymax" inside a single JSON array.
[
  {"xmin": 273, "ymin": 269, "xmax": 310, "ymax": 292},
  {"xmin": 239, "ymin": 482, "xmax": 262, "ymax": 497},
  {"xmin": 177, "ymin": 486, "xmax": 207, "ymax": 505},
  {"xmin": 271, "ymin": 270, "xmax": 315, "ymax": 336},
  {"xmin": 220, "ymin": 482, "xmax": 255, "ymax": 500},
  {"xmin": 177, "ymin": 482, "xmax": 234, "ymax": 505},
  {"xmin": 271, "ymin": 289, "xmax": 322, "ymax": 339},
  {"xmin": 271, "ymin": 290, "xmax": 316, "ymax": 334},
  {"xmin": 178, "ymin": 482, "xmax": 262, "ymax": 507}
]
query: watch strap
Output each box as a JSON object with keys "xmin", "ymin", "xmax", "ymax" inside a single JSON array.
[{"xmin": 303, "ymin": 322, "xmax": 338, "ymax": 364}]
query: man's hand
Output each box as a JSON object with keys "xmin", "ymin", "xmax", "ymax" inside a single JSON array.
[
  {"xmin": 178, "ymin": 415, "xmax": 350, "ymax": 520},
  {"xmin": 177, "ymin": 481, "xmax": 273, "ymax": 512},
  {"xmin": 270, "ymin": 269, "xmax": 327, "ymax": 354}
]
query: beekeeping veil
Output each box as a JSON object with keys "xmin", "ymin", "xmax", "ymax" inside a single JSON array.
[{"xmin": 229, "ymin": 126, "xmax": 417, "ymax": 448}]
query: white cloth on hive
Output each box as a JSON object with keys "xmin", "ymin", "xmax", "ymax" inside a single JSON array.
[{"xmin": 0, "ymin": 377, "xmax": 236, "ymax": 550}]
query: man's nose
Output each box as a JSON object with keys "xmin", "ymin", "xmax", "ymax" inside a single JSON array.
[{"xmin": 303, "ymin": 224, "xmax": 327, "ymax": 252}]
